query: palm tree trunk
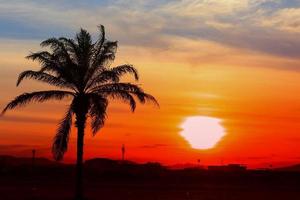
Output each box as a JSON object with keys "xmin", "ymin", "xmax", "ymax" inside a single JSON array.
[{"xmin": 75, "ymin": 112, "xmax": 86, "ymax": 200}]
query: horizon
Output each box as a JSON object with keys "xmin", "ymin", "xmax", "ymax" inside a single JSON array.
[
  {"xmin": 1, "ymin": 0, "xmax": 300, "ymax": 169},
  {"xmin": 1, "ymin": 154, "xmax": 298, "ymax": 170}
]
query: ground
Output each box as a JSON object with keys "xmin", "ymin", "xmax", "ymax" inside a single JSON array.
[{"xmin": 1, "ymin": 171, "xmax": 299, "ymax": 200}]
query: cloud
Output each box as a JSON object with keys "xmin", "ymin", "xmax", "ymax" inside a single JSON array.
[
  {"xmin": 0, "ymin": 0, "xmax": 300, "ymax": 64},
  {"xmin": 162, "ymin": 0, "xmax": 250, "ymax": 17},
  {"xmin": 0, "ymin": 144, "xmax": 50, "ymax": 155},
  {"xmin": 246, "ymin": 156, "xmax": 273, "ymax": 160},
  {"xmin": 259, "ymin": 8, "xmax": 300, "ymax": 33},
  {"xmin": 159, "ymin": 0, "xmax": 300, "ymax": 58},
  {"xmin": 0, "ymin": 115, "xmax": 58, "ymax": 124},
  {"xmin": 139, "ymin": 144, "xmax": 168, "ymax": 149},
  {"xmin": 0, "ymin": 144, "xmax": 29, "ymax": 151}
]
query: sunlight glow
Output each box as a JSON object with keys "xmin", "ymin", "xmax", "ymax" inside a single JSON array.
[{"xmin": 180, "ymin": 116, "xmax": 226, "ymax": 150}]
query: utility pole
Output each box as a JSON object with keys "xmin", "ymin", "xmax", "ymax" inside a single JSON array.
[
  {"xmin": 121, "ymin": 144, "xmax": 125, "ymax": 162},
  {"xmin": 32, "ymin": 149, "xmax": 36, "ymax": 167}
]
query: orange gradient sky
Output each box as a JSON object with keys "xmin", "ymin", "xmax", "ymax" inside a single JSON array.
[{"xmin": 1, "ymin": 1, "xmax": 300, "ymax": 168}]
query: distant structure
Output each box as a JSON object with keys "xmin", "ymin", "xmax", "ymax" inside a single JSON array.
[
  {"xmin": 32, "ymin": 149, "xmax": 36, "ymax": 166},
  {"xmin": 208, "ymin": 164, "xmax": 247, "ymax": 172},
  {"xmin": 269, "ymin": 164, "xmax": 273, "ymax": 169},
  {"xmin": 121, "ymin": 144, "xmax": 125, "ymax": 161},
  {"xmin": 197, "ymin": 159, "xmax": 200, "ymax": 164}
]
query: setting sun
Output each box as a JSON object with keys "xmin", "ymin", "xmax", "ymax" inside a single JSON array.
[{"xmin": 180, "ymin": 116, "xmax": 226, "ymax": 150}]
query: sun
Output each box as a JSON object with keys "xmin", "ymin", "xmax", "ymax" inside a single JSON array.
[{"xmin": 180, "ymin": 116, "xmax": 226, "ymax": 150}]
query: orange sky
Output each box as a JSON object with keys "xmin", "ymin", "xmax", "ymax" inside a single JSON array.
[{"xmin": 1, "ymin": 1, "xmax": 300, "ymax": 168}]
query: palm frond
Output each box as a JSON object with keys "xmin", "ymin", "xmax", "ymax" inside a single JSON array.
[
  {"xmin": 27, "ymin": 51, "xmax": 79, "ymax": 90},
  {"xmin": 40, "ymin": 38, "xmax": 73, "ymax": 65},
  {"xmin": 52, "ymin": 106, "xmax": 73, "ymax": 161},
  {"xmin": 76, "ymin": 29, "xmax": 92, "ymax": 60},
  {"xmin": 92, "ymin": 82, "xmax": 159, "ymax": 107},
  {"xmin": 88, "ymin": 94, "xmax": 108, "ymax": 135},
  {"xmin": 26, "ymin": 51, "xmax": 58, "ymax": 69},
  {"xmin": 58, "ymin": 37, "xmax": 79, "ymax": 63},
  {"xmin": 85, "ymin": 70, "xmax": 119, "ymax": 91},
  {"xmin": 88, "ymin": 40, "xmax": 118, "ymax": 75},
  {"xmin": 85, "ymin": 64, "xmax": 139, "ymax": 91},
  {"xmin": 111, "ymin": 64, "xmax": 139, "ymax": 80},
  {"xmin": 97, "ymin": 25, "xmax": 105, "ymax": 47},
  {"xmin": 17, "ymin": 70, "xmax": 75, "ymax": 90},
  {"xmin": 26, "ymin": 51, "xmax": 52, "ymax": 62},
  {"xmin": 91, "ymin": 25, "xmax": 106, "ymax": 59},
  {"xmin": 103, "ymin": 91, "xmax": 136, "ymax": 112},
  {"xmin": 1, "ymin": 90, "xmax": 74, "ymax": 115},
  {"xmin": 97, "ymin": 40, "xmax": 118, "ymax": 66},
  {"xmin": 83, "ymin": 25, "xmax": 107, "ymax": 86},
  {"xmin": 135, "ymin": 92, "xmax": 159, "ymax": 106},
  {"xmin": 91, "ymin": 82, "xmax": 143, "ymax": 93},
  {"xmin": 26, "ymin": 51, "xmax": 67, "ymax": 79}
]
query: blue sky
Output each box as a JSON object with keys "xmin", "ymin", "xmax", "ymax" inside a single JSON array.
[{"xmin": 0, "ymin": 0, "xmax": 300, "ymax": 59}]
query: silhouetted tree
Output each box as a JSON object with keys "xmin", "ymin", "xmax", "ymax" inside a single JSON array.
[{"xmin": 1, "ymin": 25, "xmax": 158, "ymax": 200}]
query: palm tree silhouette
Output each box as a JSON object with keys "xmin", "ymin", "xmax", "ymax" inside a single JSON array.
[{"xmin": 1, "ymin": 25, "xmax": 158, "ymax": 200}]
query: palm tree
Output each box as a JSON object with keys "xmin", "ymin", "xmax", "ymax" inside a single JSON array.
[{"xmin": 1, "ymin": 25, "xmax": 158, "ymax": 200}]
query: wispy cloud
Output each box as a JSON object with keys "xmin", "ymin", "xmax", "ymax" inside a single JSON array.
[
  {"xmin": 0, "ymin": 115, "xmax": 58, "ymax": 124},
  {"xmin": 0, "ymin": 144, "xmax": 50, "ymax": 155},
  {"xmin": 139, "ymin": 143, "xmax": 168, "ymax": 149},
  {"xmin": 0, "ymin": 0, "xmax": 299, "ymax": 64},
  {"xmin": 259, "ymin": 8, "xmax": 300, "ymax": 33}
]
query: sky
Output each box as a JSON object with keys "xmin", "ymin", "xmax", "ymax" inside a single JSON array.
[{"xmin": 1, "ymin": 0, "xmax": 300, "ymax": 168}]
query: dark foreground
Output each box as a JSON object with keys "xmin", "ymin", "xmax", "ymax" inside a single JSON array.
[{"xmin": 1, "ymin": 157, "xmax": 300, "ymax": 200}]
